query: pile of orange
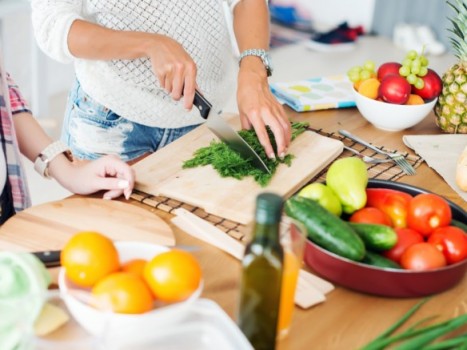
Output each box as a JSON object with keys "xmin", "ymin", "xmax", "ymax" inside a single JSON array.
[{"xmin": 61, "ymin": 231, "xmax": 202, "ymax": 314}]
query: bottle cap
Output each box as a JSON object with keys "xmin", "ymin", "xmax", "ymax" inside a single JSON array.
[{"xmin": 255, "ymin": 193, "xmax": 283, "ymax": 224}]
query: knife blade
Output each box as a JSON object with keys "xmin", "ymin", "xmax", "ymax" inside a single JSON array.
[
  {"xmin": 32, "ymin": 250, "xmax": 61, "ymax": 268},
  {"xmin": 193, "ymin": 91, "xmax": 271, "ymax": 174}
]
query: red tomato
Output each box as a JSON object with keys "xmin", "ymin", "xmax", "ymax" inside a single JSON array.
[
  {"xmin": 407, "ymin": 194, "xmax": 452, "ymax": 235},
  {"xmin": 366, "ymin": 188, "xmax": 412, "ymax": 228},
  {"xmin": 400, "ymin": 243, "xmax": 447, "ymax": 271},
  {"xmin": 427, "ymin": 226, "xmax": 467, "ymax": 264},
  {"xmin": 383, "ymin": 228, "xmax": 424, "ymax": 263},
  {"xmin": 349, "ymin": 207, "xmax": 392, "ymax": 226}
]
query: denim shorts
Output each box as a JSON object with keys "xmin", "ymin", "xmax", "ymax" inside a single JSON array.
[{"xmin": 62, "ymin": 79, "xmax": 200, "ymax": 161}]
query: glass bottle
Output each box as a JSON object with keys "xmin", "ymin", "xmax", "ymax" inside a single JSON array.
[{"xmin": 238, "ymin": 192, "xmax": 284, "ymax": 350}]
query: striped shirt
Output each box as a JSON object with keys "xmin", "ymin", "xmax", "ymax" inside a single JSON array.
[{"xmin": 0, "ymin": 58, "xmax": 31, "ymax": 215}]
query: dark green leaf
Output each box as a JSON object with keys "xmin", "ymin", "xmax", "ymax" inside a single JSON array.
[{"xmin": 182, "ymin": 122, "xmax": 309, "ymax": 187}]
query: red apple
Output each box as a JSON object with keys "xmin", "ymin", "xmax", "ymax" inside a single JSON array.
[
  {"xmin": 378, "ymin": 74, "xmax": 411, "ymax": 104},
  {"xmin": 412, "ymin": 69, "xmax": 442, "ymax": 101},
  {"xmin": 377, "ymin": 62, "xmax": 402, "ymax": 81}
]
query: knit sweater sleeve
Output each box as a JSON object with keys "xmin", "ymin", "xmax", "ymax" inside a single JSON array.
[
  {"xmin": 226, "ymin": 0, "xmax": 243, "ymax": 10},
  {"xmin": 31, "ymin": 0, "xmax": 83, "ymax": 63}
]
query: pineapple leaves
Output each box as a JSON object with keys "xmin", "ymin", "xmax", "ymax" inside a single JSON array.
[{"xmin": 446, "ymin": 0, "xmax": 467, "ymax": 61}]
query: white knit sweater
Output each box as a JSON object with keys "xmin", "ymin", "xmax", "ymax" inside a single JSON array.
[{"xmin": 31, "ymin": 0, "xmax": 240, "ymax": 128}]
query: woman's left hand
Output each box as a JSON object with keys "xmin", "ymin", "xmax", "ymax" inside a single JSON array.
[
  {"xmin": 57, "ymin": 155, "xmax": 135, "ymax": 200},
  {"xmin": 237, "ymin": 60, "xmax": 291, "ymax": 160}
]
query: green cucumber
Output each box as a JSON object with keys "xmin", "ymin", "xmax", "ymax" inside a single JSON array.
[
  {"xmin": 285, "ymin": 196, "xmax": 365, "ymax": 261},
  {"xmin": 362, "ymin": 251, "xmax": 401, "ymax": 269},
  {"xmin": 349, "ymin": 223, "xmax": 397, "ymax": 251},
  {"xmin": 451, "ymin": 219, "xmax": 467, "ymax": 233}
]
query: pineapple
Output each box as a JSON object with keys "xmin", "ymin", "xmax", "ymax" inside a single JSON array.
[{"xmin": 434, "ymin": 0, "xmax": 467, "ymax": 134}]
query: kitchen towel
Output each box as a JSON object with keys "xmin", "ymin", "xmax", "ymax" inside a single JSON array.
[
  {"xmin": 270, "ymin": 75, "xmax": 356, "ymax": 112},
  {"xmin": 403, "ymin": 134, "xmax": 467, "ymax": 202}
]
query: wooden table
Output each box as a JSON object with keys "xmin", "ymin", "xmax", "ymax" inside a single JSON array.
[
  {"xmin": 136, "ymin": 107, "xmax": 464, "ymax": 350},
  {"xmin": 2, "ymin": 38, "xmax": 466, "ymax": 349},
  {"xmin": 1, "ymin": 104, "xmax": 466, "ymax": 350}
]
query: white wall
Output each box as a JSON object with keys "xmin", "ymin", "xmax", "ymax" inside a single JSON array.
[{"xmin": 1, "ymin": 4, "xmax": 74, "ymax": 118}]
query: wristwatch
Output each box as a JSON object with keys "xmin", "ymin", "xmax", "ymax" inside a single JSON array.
[
  {"xmin": 239, "ymin": 49, "xmax": 273, "ymax": 77},
  {"xmin": 34, "ymin": 141, "xmax": 73, "ymax": 179}
]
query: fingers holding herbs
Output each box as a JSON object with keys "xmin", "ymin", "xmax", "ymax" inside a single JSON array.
[{"xmin": 237, "ymin": 72, "xmax": 291, "ymax": 159}]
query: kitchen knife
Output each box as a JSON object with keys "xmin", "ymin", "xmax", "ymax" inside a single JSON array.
[
  {"xmin": 193, "ymin": 91, "xmax": 271, "ymax": 174},
  {"xmin": 32, "ymin": 250, "xmax": 61, "ymax": 268}
]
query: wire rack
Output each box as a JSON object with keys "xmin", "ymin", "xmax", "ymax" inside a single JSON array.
[{"xmin": 131, "ymin": 129, "xmax": 423, "ymax": 241}]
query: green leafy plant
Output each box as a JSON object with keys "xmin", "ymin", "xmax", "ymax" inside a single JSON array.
[
  {"xmin": 360, "ymin": 298, "xmax": 467, "ymax": 350},
  {"xmin": 183, "ymin": 122, "xmax": 309, "ymax": 187}
]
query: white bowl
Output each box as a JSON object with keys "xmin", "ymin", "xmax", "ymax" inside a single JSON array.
[
  {"xmin": 353, "ymin": 89, "xmax": 437, "ymax": 131},
  {"xmin": 58, "ymin": 241, "xmax": 203, "ymax": 337}
]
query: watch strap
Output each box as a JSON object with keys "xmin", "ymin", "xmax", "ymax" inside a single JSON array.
[
  {"xmin": 34, "ymin": 141, "xmax": 73, "ymax": 179},
  {"xmin": 239, "ymin": 49, "xmax": 272, "ymax": 77}
]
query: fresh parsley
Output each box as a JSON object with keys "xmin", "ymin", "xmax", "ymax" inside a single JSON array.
[{"xmin": 182, "ymin": 122, "xmax": 309, "ymax": 187}]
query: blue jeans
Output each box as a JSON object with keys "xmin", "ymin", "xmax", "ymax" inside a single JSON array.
[{"xmin": 62, "ymin": 79, "xmax": 200, "ymax": 161}]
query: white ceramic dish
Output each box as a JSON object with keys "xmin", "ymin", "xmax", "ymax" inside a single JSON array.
[
  {"xmin": 58, "ymin": 241, "xmax": 203, "ymax": 337},
  {"xmin": 353, "ymin": 89, "xmax": 437, "ymax": 131},
  {"xmin": 104, "ymin": 299, "xmax": 253, "ymax": 350}
]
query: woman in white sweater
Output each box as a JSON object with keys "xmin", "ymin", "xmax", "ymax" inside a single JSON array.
[{"xmin": 31, "ymin": 0, "xmax": 290, "ymax": 162}]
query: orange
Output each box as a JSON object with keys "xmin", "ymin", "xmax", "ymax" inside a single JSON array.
[
  {"xmin": 143, "ymin": 250, "xmax": 202, "ymax": 303},
  {"xmin": 61, "ymin": 231, "xmax": 120, "ymax": 288},
  {"xmin": 353, "ymin": 81, "xmax": 362, "ymax": 91},
  {"xmin": 405, "ymin": 94, "xmax": 424, "ymax": 105},
  {"xmin": 121, "ymin": 258, "xmax": 147, "ymax": 279},
  {"xmin": 91, "ymin": 272, "xmax": 154, "ymax": 314},
  {"xmin": 358, "ymin": 78, "xmax": 380, "ymax": 99}
]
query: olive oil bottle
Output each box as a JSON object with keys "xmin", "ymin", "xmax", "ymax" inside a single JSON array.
[{"xmin": 238, "ymin": 193, "xmax": 284, "ymax": 350}]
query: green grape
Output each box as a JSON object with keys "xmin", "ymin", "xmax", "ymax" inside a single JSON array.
[
  {"xmin": 399, "ymin": 66, "xmax": 410, "ymax": 77},
  {"xmin": 348, "ymin": 71, "xmax": 360, "ymax": 82},
  {"xmin": 411, "ymin": 66, "xmax": 420, "ymax": 75},
  {"xmin": 363, "ymin": 60, "xmax": 376, "ymax": 72},
  {"xmin": 402, "ymin": 58, "xmax": 413, "ymax": 67},
  {"xmin": 418, "ymin": 66, "xmax": 428, "ymax": 77},
  {"xmin": 411, "ymin": 59, "xmax": 421, "ymax": 68},
  {"xmin": 407, "ymin": 74, "xmax": 417, "ymax": 85},
  {"xmin": 359, "ymin": 69, "xmax": 371, "ymax": 80},
  {"xmin": 406, "ymin": 50, "xmax": 418, "ymax": 60},
  {"xmin": 414, "ymin": 78, "xmax": 424, "ymax": 89},
  {"xmin": 349, "ymin": 66, "xmax": 362, "ymax": 73},
  {"xmin": 420, "ymin": 56, "xmax": 429, "ymax": 66}
]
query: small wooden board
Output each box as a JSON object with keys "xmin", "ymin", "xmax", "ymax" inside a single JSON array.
[{"xmin": 0, "ymin": 198, "xmax": 175, "ymax": 252}]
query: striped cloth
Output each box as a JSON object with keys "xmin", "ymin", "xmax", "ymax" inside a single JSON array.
[{"xmin": 0, "ymin": 55, "xmax": 31, "ymax": 214}]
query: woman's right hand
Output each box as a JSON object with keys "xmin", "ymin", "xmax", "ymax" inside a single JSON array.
[{"xmin": 145, "ymin": 34, "xmax": 197, "ymax": 110}]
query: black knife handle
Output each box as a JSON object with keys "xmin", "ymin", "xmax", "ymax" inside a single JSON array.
[
  {"xmin": 193, "ymin": 90, "xmax": 212, "ymax": 120},
  {"xmin": 32, "ymin": 250, "xmax": 61, "ymax": 268}
]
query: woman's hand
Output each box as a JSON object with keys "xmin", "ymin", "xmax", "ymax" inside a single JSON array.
[
  {"xmin": 53, "ymin": 155, "xmax": 135, "ymax": 200},
  {"xmin": 145, "ymin": 35, "xmax": 197, "ymax": 110},
  {"xmin": 237, "ymin": 58, "xmax": 291, "ymax": 159}
]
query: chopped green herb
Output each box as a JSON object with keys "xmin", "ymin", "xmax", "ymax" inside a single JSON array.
[{"xmin": 183, "ymin": 122, "xmax": 309, "ymax": 187}]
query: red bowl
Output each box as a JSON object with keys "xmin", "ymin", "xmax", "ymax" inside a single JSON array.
[{"xmin": 304, "ymin": 179, "xmax": 467, "ymax": 298}]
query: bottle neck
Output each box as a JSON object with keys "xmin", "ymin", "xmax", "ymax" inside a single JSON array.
[
  {"xmin": 251, "ymin": 222, "xmax": 281, "ymax": 246},
  {"xmin": 251, "ymin": 192, "xmax": 283, "ymax": 246}
]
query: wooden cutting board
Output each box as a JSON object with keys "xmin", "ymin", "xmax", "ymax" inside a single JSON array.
[
  {"xmin": 0, "ymin": 198, "xmax": 175, "ymax": 252},
  {"xmin": 133, "ymin": 114, "xmax": 343, "ymax": 224}
]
